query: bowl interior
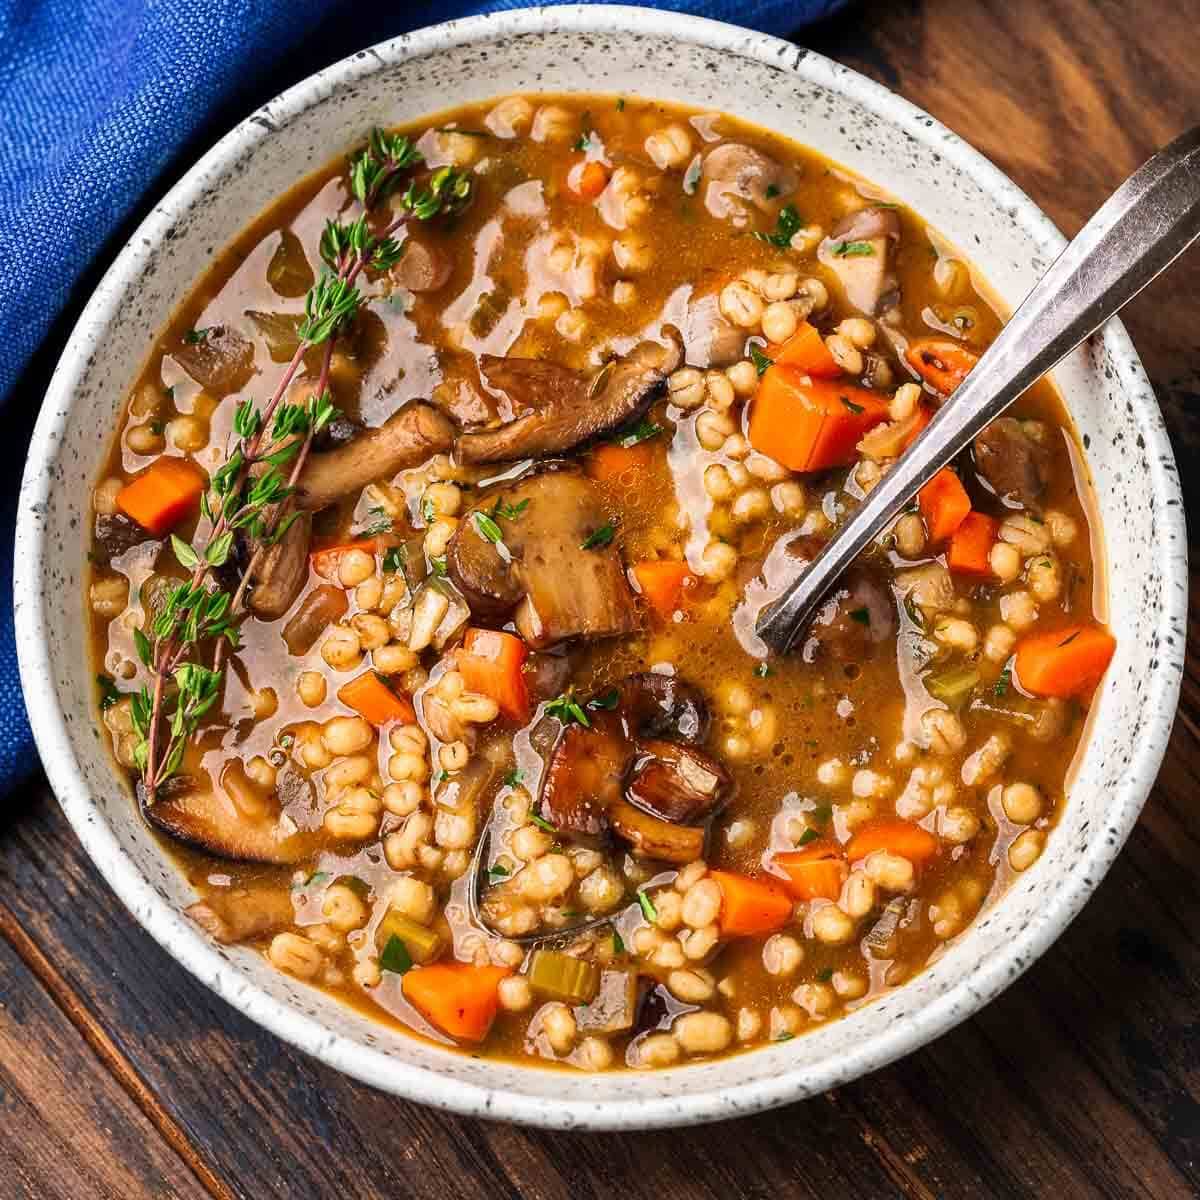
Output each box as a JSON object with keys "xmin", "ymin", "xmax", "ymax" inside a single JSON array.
[{"xmin": 16, "ymin": 7, "xmax": 1185, "ymax": 1129}]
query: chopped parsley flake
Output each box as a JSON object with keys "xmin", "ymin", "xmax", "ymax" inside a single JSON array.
[
  {"xmin": 753, "ymin": 203, "xmax": 802, "ymax": 248},
  {"xmin": 529, "ymin": 810, "xmax": 558, "ymax": 834},
  {"xmin": 615, "ymin": 418, "xmax": 661, "ymax": 448},
  {"xmin": 587, "ymin": 687, "xmax": 620, "ymax": 711},
  {"xmin": 379, "ymin": 934, "xmax": 413, "ymax": 975},
  {"xmin": 504, "ymin": 768, "xmax": 523, "ymax": 788},
  {"xmin": 637, "ymin": 890, "xmax": 658, "ymax": 923},
  {"xmin": 580, "ymin": 522, "xmax": 616, "ymax": 550},
  {"xmin": 832, "ymin": 240, "xmax": 875, "ymax": 257},
  {"xmin": 750, "ymin": 345, "xmax": 774, "ymax": 377},
  {"xmin": 796, "ymin": 827, "xmax": 820, "ymax": 847},
  {"xmin": 754, "ymin": 662, "xmax": 772, "ymax": 678},
  {"xmin": 994, "ymin": 667, "xmax": 1011, "ymax": 698},
  {"xmin": 848, "ymin": 607, "xmax": 871, "ymax": 625}
]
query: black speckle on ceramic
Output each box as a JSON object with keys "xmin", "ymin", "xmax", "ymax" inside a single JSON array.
[{"xmin": 12, "ymin": 8, "xmax": 1187, "ymax": 1131}]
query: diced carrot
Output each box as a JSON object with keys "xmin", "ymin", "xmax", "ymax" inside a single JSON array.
[
  {"xmin": 846, "ymin": 818, "xmax": 939, "ymax": 866},
  {"xmin": 115, "ymin": 458, "xmax": 205, "ymax": 537},
  {"xmin": 586, "ymin": 439, "xmax": 654, "ymax": 482},
  {"xmin": 748, "ymin": 366, "xmax": 889, "ymax": 473},
  {"xmin": 632, "ymin": 560, "xmax": 692, "ymax": 619},
  {"xmin": 773, "ymin": 838, "xmax": 848, "ymax": 902},
  {"xmin": 457, "ymin": 627, "xmax": 530, "ymax": 722},
  {"xmin": 569, "ymin": 159, "xmax": 610, "ymax": 200},
  {"xmin": 1014, "ymin": 623, "xmax": 1117, "ymax": 699},
  {"xmin": 709, "ymin": 870, "xmax": 794, "ymax": 938},
  {"xmin": 768, "ymin": 321, "xmax": 842, "ymax": 378},
  {"xmin": 900, "ymin": 403, "xmax": 932, "ymax": 450},
  {"xmin": 918, "ymin": 468, "xmax": 971, "ymax": 543},
  {"xmin": 906, "ymin": 338, "xmax": 979, "ymax": 396},
  {"xmin": 947, "ymin": 511, "xmax": 998, "ymax": 576},
  {"xmin": 337, "ymin": 671, "xmax": 416, "ymax": 726},
  {"xmin": 401, "ymin": 962, "xmax": 511, "ymax": 1042},
  {"xmin": 309, "ymin": 536, "xmax": 382, "ymax": 581}
]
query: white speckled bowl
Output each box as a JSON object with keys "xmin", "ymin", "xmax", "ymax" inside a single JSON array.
[{"xmin": 15, "ymin": 5, "xmax": 1187, "ymax": 1129}]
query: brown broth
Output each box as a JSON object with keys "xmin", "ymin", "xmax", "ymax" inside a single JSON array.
[{"xmin": 88, "ymin": 93, "xmax": 1104, "ymax": 1069}]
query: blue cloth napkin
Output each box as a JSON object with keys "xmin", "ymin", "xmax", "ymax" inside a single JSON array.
[{"xmin": 0, "ymin": 0, "xmax": 845, "ymax": 789}]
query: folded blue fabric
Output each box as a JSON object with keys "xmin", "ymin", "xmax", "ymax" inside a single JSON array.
[{"xmin": 0, "ymin": 0, "xmax": 845, "ymax": 789}]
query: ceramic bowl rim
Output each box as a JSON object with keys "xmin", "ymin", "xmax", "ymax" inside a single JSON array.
[{"xmin": 15, "ymin": 3, "xmax": 1186, "ymax": 1130}]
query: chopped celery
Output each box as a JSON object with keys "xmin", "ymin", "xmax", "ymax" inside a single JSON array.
[
  {"xmin": 526, "ymin": 949, "xmax": 601, "ymax": 1004},
  {"xmin": 375, "ymin": 908, "xmax": 443, "ymax": 964},
  {"xmin": 925, "ymin": 666, "xmax": 981, "ymax": 707}
]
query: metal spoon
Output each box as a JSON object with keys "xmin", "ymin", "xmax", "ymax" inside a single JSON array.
[{"xmin": 757, "ymin": 124, "xmax": 1200, "ymax": 655}]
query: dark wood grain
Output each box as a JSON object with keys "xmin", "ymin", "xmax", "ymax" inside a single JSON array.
[{"xmin": 4, "ymin": 0, "xmax": 1199, "ymax": 1197}]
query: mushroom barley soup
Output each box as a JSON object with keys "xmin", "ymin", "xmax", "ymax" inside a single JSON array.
[{"xmin": 89, "ymin": 95, "xmax": 1116, "ymax": 1069}]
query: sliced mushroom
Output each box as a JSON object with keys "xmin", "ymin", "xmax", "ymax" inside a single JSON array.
[
  {"xmin": 394, "ymin": 237, "xmax": 453, "ymax": 293},
  {"xmin": 625, "ymin": 739, "xmax": 731, "ymax": 823},
  {"xmin": 140, "ymin": 764, "xmax": 317, "ymax": 864},
  {"xmin": 455, "ymin": 341, "xmax": 679, "ymax": 464},
  {"xmin": 186, "ymin": 882, "xmax": 295, "ymax": 944},
  {"xmin": 296, "ymin": 403, "xmax": 455, "ymax": 510},
  {"xmin": 540, "ymin": 720, "xmax": 628, "ymax": 836},
  {"xmin": 682, "ymin": 293, "xmax": 745, "ymax": 368},
  {"xmin": 447, "ymin": 469, "xmax": 638, "ymax": 647},
  {"xmin": 974, "ymin": 417, "xmax": 1051, "ymax": 510},
  {"xmin": 282, "ymin": 583, "xmax": 348, "ymax": 655},
  {"xmin": 608, "ymin": 799, "xmax": 705, "ymax": 864},
  {"xmin": 818, "ymin": 206, "xmax": 901, "ymax": 316},
  {"xmin": 246, "ymin": 510, "xmax": 312, "ymax": 620},
  {"xmin": 173, "ymin": 325, "xmax": 256, "ymax": 395},
  {"xmin": 701, "ymin": 143, "xmax": 798, "ymax": 224}
]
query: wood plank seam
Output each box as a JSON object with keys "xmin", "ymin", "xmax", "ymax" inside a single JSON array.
[
  {"xmin": 0, "ymin": 900, "xmax": 237, "ymax": 1200},
  {"xmin": 830, "ymin": 1091, "xmax": 940, "ymax": 1200}
]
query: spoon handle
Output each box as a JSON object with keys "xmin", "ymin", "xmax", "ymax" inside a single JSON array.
[{"xmin": 757, "ymin": 124, "xmax": 1200, "ymax": 655}]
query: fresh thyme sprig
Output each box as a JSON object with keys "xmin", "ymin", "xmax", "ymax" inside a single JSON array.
[{"xmin": 132, "ymin": 128, "xmax": 474, "ymax": 802}]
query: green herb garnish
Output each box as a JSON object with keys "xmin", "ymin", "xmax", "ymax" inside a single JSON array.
[
  {"xmin": 487, "ymin": 863, "xmax": 511, "ymax": 881},
  {"xmin": 848, "ymin": 607, "xmax": 870, "ymax": 625},
  {"xmin": 754, "ymin": 663, "xmax": 772, "ymax": 679},
  {"xmin": 382, "ymin": 545, "xmax": 406, "ymax": 574},
  {"xmin": 775, "ymin": 1032, "xmax": 795, "ymax": 1042},
  {"xmin": 753, "ymin": 203, "xmax": 802, "ymax": 248},
  {"xmin": 750, "ymin": 345, "xmax": 774, "ymax": 377},
  {"xmin": 832, "ymin": 240, "xmax": 875, "ymax": 257},
  {"xmin": 379, "ymin": 934, "xmax": 413, "ymax": 975},
  {"xmin": 612, "ymin": 928, "xmax": 626, "ymax": 954},
  {"xmin": 492, "ymin": 498, "xmax": 530, "ymax": 521},
  {"xmin": 183, "ymin": 327, "xmax": 211, "ymax": 344},
  {"xmin": 529, "ymin": 810, "xmax": 558, "ymax": 834},
  {"xmin": 545, "ymin": 691, "xmax": 591, "ymax": 727},
  {"xmin": 580, "ymin": 522, "xmax": 616, "ymax": 551},
  {"xmin": 637, "ymin": 890, "xmax": 658, "ymax": 923},
  {"xmin": 615, "ymin": 418, "xmax": 661, "ymax": 448},
  {"xmin": 816, "ymin": 967, "xmax": 834, "ymax": 983},
  {"xmin": 796, "ymin": 827, "xmax": 820, "ymax": 847},
  {"xmin": 504, "ymin": 768, "xmax": 523, "ymax": 788},
  {"xmin": 841, "ymin": 396, "xmax": 865, "ymax": 415},
  {"xmin": 994, "ymin": 667, "xmax": 1011, "ymax": 698},
  {"xmin": 430, "ymin": 556, "xmax": 448, "ymax": 577}
]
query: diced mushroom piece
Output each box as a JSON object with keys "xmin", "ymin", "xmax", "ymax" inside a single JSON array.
[
  {"xmin": 614, "ymin": 673, "xmax": 710, "ymax": 744},
  {"xmin": 447, "ymin": 469, "xmax": 638, "ymax": 647},
  {"xmin": 576, "ymin": 967, "xmax": 639, "ymax": 1034},
  {"xmin": 394, "ymin": 237, "xmax": 453, "ymax": 293},
  {"xmin": 282, "ymin": 584, "xmax": 348, "ymax": 656},
  {"xmin": 701, "ymin": 143, "xmax": 798, "ymax": 223},
  {"xmin": 173, "ymin": 325, "xmax": 256, "ymax": 395},
  {"xmin": 608, "ymin": 798, "xmax": 705, "ymax": 864},
  {"xmin": 625, "ymin": 739, "xmax": 732, "ymax": 823},
  {"xmin": 974, "ymin": 417, "xmax": 1051, "ymax": 510},
  {"xmin": 93, "ymin": 512, "xmax": 154, "ymax": 566},
  {"xmin": 186, "ymin": 883, "xmax": 295, "ymax": 944},
  {"xmin": 818, "ymin": 207, "xmax": 901, "ymax": 315},
  {"xmin": 140, "ymin": 764, "xmax": 317, "ymax": 864},
  {"xmin": 810, "ymin": 568, "xmax": 897, "ymax": 658},
  {"xmin": 455, "ymin": 341, "xmax": 679, "ymax": 464},
  {"xmin": 540, "ymin": 720, "xmax": 629, "ymax": 836},
  {"xmin": 682, "ymin": 293, "xmax": 745, "ymax": 368},
  {"xmin": 246, "ymin": 511, "xmax": 312, "ymax": 620},
  {"xmin": 296, "ymin": 403, "xmax": 455, "ymax": 510}
]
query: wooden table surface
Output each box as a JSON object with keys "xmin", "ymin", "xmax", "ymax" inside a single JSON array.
[{"xmin": 4, "ymin": 1, "xmax": 1198, "ymax": 1196}]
